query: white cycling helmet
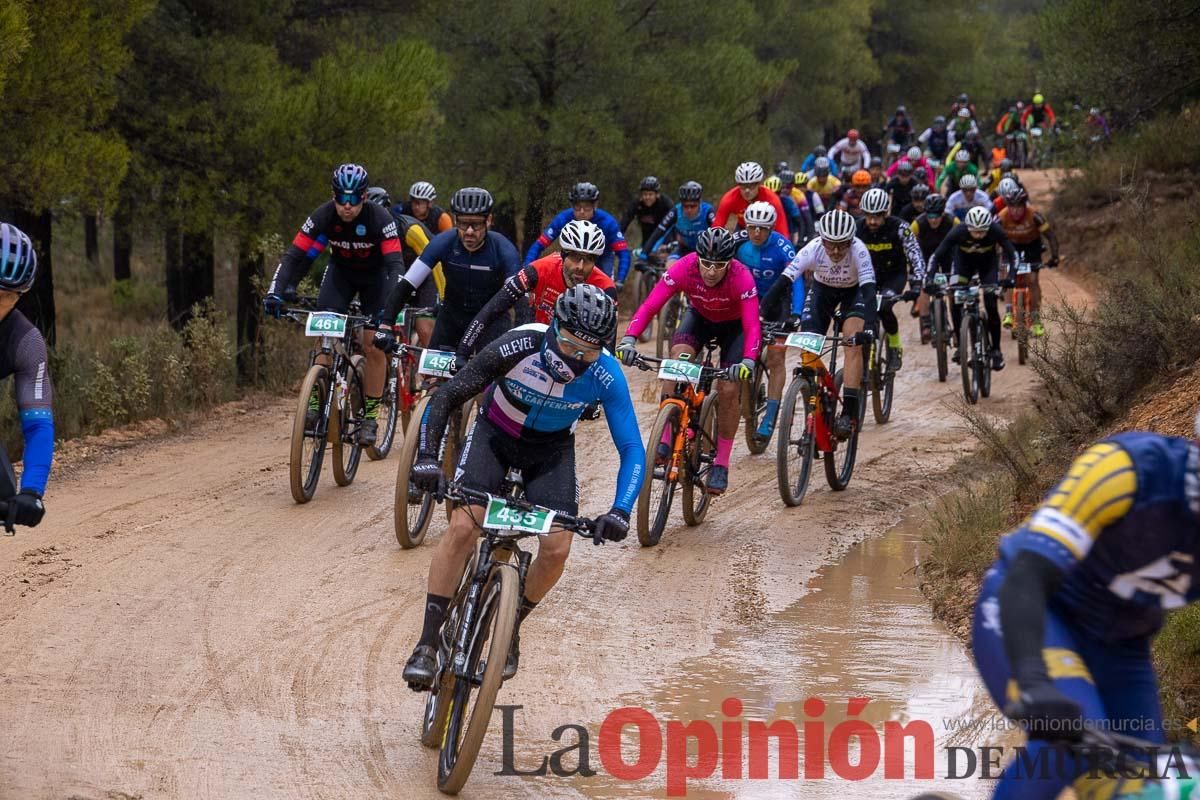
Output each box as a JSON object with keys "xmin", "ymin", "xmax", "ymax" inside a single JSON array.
[
  {"xmin": 965, "ymin": 206, "xmax": 992, "ymax": 232},
  {"xmin": 818, "ymin": 209, "xmax": 856, "ymax": 244},
  {"xmin": 997, "ymin": 177, "xmax": 1019, "ymax": 199},
  {"xmin": 735, "ymin": 161, "xmax": 765, "ymax": 184},
  {"xmin": 954, "ymin": 149, "xmax": 971, "ymax": 163},
  {"xmin": 744, "ymin": 201, "xmax": 777, "ymax": 227},
  {"xmin": 558, "ymin": 219, "xmax": 606, "ymax": 256},
  {"xmin": 957, "ymin": 107, "xmax": 971, "ymax": 119},
  {"xmin": 409, "ymin": 181, "xmax": 437, "ymax": 201},
  {"xmin": 958, "ymin": 174, "xmax": 978, "ymax": 190},
  {"xmin": 907, "ymin": 146, "xmax": 922, "ymax": 161},
  {"xmin": 860, "ymin": 188, "xmax": 891, "ymax": 215}
]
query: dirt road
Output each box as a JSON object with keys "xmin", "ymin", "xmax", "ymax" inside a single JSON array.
[{"xmin": 0, "ymin": 172, "xmax": 1085, "ymax": 800}]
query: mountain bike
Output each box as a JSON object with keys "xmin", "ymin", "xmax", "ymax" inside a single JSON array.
[
  {"xmin": 742, "ymin": 321, "xmax": 787, "ymax": 454},
  {"xmin": 630, "ymin": 349, "xmax": 729, "ymax": 546},
  {"xmin": 955, "ymin": 279, "xmax": 1001, "ymax": 405},
  {"xmin": 419, "ymin": 478, "xmax": 600, "ymax": 795},
  {"xmin": 1009, "ymin": 260, "xmax": 1036, "ymax": 366},
  {"xmin": 863, "ymin": 289, "xmax": 917, "ymax": 425},
  {"xmin": 282, "ymin": 297, "xmax": 374, "ymax": 504},
  {"xmin": 926, "ymin": 272, "xmax": 952, "ymax": 382},
  {"xmin": 366, "ymin": 305, "xmax": 437, "ymax": 461},
  {"xmin": 776, "ymin": 320, "xmax": 869, "ymax": 506},
  {"xmin": 0, "ymin": 447, "xmax": 33, "ymax": 535}
]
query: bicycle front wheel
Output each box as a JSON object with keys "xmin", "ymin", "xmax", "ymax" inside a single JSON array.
[
  {"xmin": 959, "ymin": 319, "xmax": 978, "ymax": 404},
  {"xmin": 289, "ymin": 364, "xmax": 330, "ymax": 504},
  {"xmin": 394, "ymin": 394, "xmax": 437, "ymax": 549},
  {"xmin": 932, "ymin": 298, "xmax": 948, "ymax": 382},
  {"xmin": 871, "ymin": 337, "xmax": 894, "ymax": 424},
  {"xmin": 824, "ymin": 370, "xmax": 861, "ymax": 491},
  {"xmin": 742, "ymin": 362, "xmax": 770, "ymax": 454},
  {"xmin": 332, "ymin": 355, "xmax": 366, "ymax": 486},
  {"xmin": 777, "ymin": 374, "xmax": 816, "ymax": 506},
  {"xmin": 368, "ymin": 355, "xmax": 401, "ymax": 461},
  {"xmin": 637, "ymin": 403, "xmax": 681, "ymax": 546},
  {"xmin": 437, "ymin": 565, "xmax": 519, "ymax": 795},
  {"xmin": 682, "ymin": 391, "xmax": 718, "ymax": 526},
  {"xmin": 978, "ymin": 314, "xmax": 993, "ymax": 399}
]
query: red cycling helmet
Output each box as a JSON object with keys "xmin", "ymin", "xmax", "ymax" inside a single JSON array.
[{"xmin": 847, "ymin": 129, "xmax": 860, "ymax": 141}]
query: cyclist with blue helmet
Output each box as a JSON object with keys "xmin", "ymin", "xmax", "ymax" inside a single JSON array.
[{"xmin": 523, "ymin": 182, "xmax": 631, "ymax": 284}]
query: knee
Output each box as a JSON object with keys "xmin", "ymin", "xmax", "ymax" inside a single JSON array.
[{"xmin": 537, "ymin": 535, "xmax": 572, "ymax": 567}]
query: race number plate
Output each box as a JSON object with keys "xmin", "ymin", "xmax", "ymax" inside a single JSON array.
[
  {"xmin": 418, "ymin": 349, "xmax": 456, "ymax": 378},
  {"xmin": 394, "ymin": 309, "xmax": 406, "ymax": 326},
  {"xmin": 305, "ymin": 311, "xmax": 348, "ymax": 337},
  {"xmin": 933, "ymin": 273, "xmax": 948, "ymax": 286},
  {"xmin": 658, "ymin": 359, "xmax": 703, "ymax": 386},
  {"xmin": 484, "ymin": 496, "xmax": 556, "ymax": 534},
  {"xmin": 955, "ymin": 289, "xmax": 974, "ymax": 303},
  {"xmin": 1017, "ymin": 261, "xmax": 1032, "ymax": 275},
  {"xmin": 784, "ymin": 332, "xmax": 826, "ymax": 355}
]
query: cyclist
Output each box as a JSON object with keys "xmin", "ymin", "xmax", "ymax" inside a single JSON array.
[
  {"xmin": 835, "ymin": 170, "xmax": 873, "ymax": 218},
  {"xmin": 642, "ymin": 181, "xmax": 717, "ymax": 264},
  {"xmin": 800, "ymin": 144, "xmax": 839, "ymax": 177},
  {"xmin": 997, "ymin": 186, "xmax": 1060, "ymax": 338},
  {"xmin": 764, "ymin": 176, "xmax": 813, "ymax": 246},
  {"xmin": 990, "ymin": 176, "xmax": 1019, "ymax": 214},
  {"xmin": 376, "ymin": 187, "xmax": 521, "ymax": 359},
  {"xmin": 897, "ymin": 182, "xmax": 929, "ymax": 223},
  {"xmin": 911, "ymin": 193, "xmax": 952, "ymax": 343},
  {"xmin": 928, "ymin": 205, "xmax": 1018, "ymax": 371},
  {"xmin": 995, "ymin": 104, "xmax": 1022, "ymax": 139},
  {"xmin": 524, "ymin": 182, "xmax": 631, "ymax": 285},
  {"xmin": 918, "ymin": 116, "xmax": 952, "ymax": 164},
  {"xmin": 780, "ymin": 168, "xmax": 824, "ymax": 226},
  {"xmin": 1021, "ymin": 92, "xmax": 1057, "ymax": 131},
  {"xmin": 828, "ymin": 129, "xmax": 871, "ymax": 175},
  {"xmin": 368, "ymin": 187, "xmax": 439, "ymax": 346},
  {"xmin": 950, "ymin": 92, "xmax": 977, "ymax": 122},
  {"xmin": 884, "ymin": 105, "xmax": 914, "ymax": 151},
  {"xmin": 393, "ymin": 181, "xmax": 452, "ymax": 233},
  {"xmin": 868, "ymin": 156, "xmax": 886, "ymax": 187},
  {"xmin": 946, "ymin": 174, "xmax": 993, "ymax": 221},
  {"xmin": 806, "ymin": 158, "xmax": 842, "ymax": 209},
  {"xmin": 947, "ymin": 107, "xmax": 979, "ymax": 141},
  {"xmin": 971, "ymin": 416, "xmax": 1200, "ymax": 799},
  {"xmin": 938, "ymin": 149, "xmax": 979, "ymax": 195},
  {"xmin": 735, "ymin": 202, "xmax": 798, "ymax": 438},
  {"xmin": 265, "ymin": 163, "xmax": 403, "ymax": 446},
  {"xmin": 616, "ymin": 227, "xmax": 761, "ymax": 495},
  {"xmin": 714, "ymin": 162, "xmax": 789, "ymax": 237},
  {"xmin": 0, "ymin": 222, "xmax": 52, "ymax": 529},
  {"xmin": 456, "ymin": 220, "xmax": 617, "ymax": 359},
  {"xmin": 885, "ymin": 159, "xmax": 920, "ymax": 214},
  {"xmin": 886, "ymin": 146, "xmax": 932, "ymax": 181},
  {"xmin": 620, "ymin": 176, "xmax": 673, "ymax": 251},
  {"xmin": 1086, "ymin": 106, "xmax": 1111, "ymax": 142},
  {"xmin": 946, "ymin": 130, "xmax": 989, "ymax": 174},
  {"xmin": 855, "ymin": 188, "xmax": 924, "ymax": 370},
  {"xmin": 401, "ymin": 284, "xmax": 644, "ymax": 688}
]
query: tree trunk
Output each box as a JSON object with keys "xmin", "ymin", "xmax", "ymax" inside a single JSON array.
[
  {"xmin": 112, "ymin": 203, "xmax": 132, "ymax": 282},
  {"xmin": 521, "ymin": 173, "xmax": 547, "ymax": 254},
  {"xmin": 236, "ymin": 240, "xmax": 263, "ymax": 385},
  {"xmin": 84, "ymin": 213, "xmax": 100, "ymax": 272},
  {"xmin": 13, "ymin": 208, "xmax": 55, "ymax": 347},
  {"xmin": 165, "ymin": 226, "xmax": 214, "ymax": 330}
]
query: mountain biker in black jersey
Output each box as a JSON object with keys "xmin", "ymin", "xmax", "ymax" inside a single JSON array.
[
  {"xmin": 367, "ymin": 186, "xmax": 438, "ymax": 346},
  {"xmin": 856, "ymin": 188, "xmax": 925, "ymax": 370},
  {"xmin": 619, "ymin": 176, "xmax": 672, "ymax": 256},
  {"xmin": 265, "ymin": 163, "xmax": 404, "ymax": 446},
  {"xmin": 392, "ymin": 181, "xmax": 452, "ymax": 234}
]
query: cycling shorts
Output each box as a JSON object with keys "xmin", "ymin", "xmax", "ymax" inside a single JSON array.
[
  {"xmin": 454, "ymin": 414, "xmax": 579, "ymax": 515},
  {"xmin": 671, "ymin": 307, "xmax": 746, "ymax": 367},
  {"xmin": 800, "ymin": 280, "xmax": 869, "ymax": 335},
  {"xmin": 317, "ymin": 265, "xmax": 390, "ymax": 317},
  {"xmin": 1014, "ymin": 241, "xmax": 1044, "ymax": 270},
  {"xmin": 429, "ymin": 305, "xmax": 510, "ymax": 355}
]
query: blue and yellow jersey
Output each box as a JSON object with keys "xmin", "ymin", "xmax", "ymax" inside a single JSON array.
[{"xmin": 998, "ymin": 432, "xmax": 1200, "ymax": 641}]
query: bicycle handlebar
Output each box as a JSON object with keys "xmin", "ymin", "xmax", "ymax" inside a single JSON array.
[
  {"xmin": 630, "ymin": 353, "xmax": 733, "ymax": 381},
  {"xmin": 441, "ymin": 482, "xmax": 595, "ymax": 537}
]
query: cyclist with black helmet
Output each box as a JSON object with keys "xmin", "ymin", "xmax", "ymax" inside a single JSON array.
[
  {"xmin": 617, "ymin": 226, "xmax": 762, "ymax": 495},
  {"xmin": 642, "ymin": 181, "xmax": 717, "ymax": 263},
  {"xmin": 885, "ymin": 105, "xmax": 914, "ymax": 150},
  {"xmin": 524, "ymin": 182, "xmax": 631, "ymax": 284},
  {"xmin": 265, "ymin": 163, "xmax": 405, "ymax": 446},
  {"xmin": 401, "ymin": 284, "xmax": 644, "ymax": 689},
  {"xmin": 778, "ymin": 169, "xmax": 821, "ymax": 234},
  {"xmin": 367, "ymin": 186, "xmax": 439, "ymax": 346},
  {"xmin": 620, "ymin": 176, "xmax": 673, "ymax": 254},
  {"xmin": 911, "ymin": 193, "xmax": 953, "ymax": 343},
  {"xmin": 898, "ymin": 182, "xmax": 930, "ymax": 223},
  {"xmin": 376, "ymin": 187, "xmax": 522, "ymax": 360},
  {"xmin": 393, "ymin": 180, "xmax": 452, "ymax": 233},
  {"xmin": 855, "ymin": 188, "xmax": 924, "ymax": 371},
  {"xmin": 997, "ymin": 185, "xmax": 1060, "ymax": 338},
  {"xmin": 806, "ymin": 158, "xmax": 842, "ymax": 208},
  {"xmin": 0, "ymin": 222, "xmax": 52, "ymax": 529},
  {"xmin": 885, "ymin": 159, "xmax": 920, "ymax": 214}
]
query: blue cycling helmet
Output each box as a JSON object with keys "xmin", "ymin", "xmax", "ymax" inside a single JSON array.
[
  {"xmin": 331, "ymin": 163, "xmax": 369, "ymax": 196},
  {"xmin": 0, "ymin": 223, "xmax": 37, "ymax": 293}
]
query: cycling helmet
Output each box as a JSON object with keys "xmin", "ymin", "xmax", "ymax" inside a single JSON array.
[
  {"xmin": 778, "ymin": 168, "xmax": 795, "ymax": 185},
  {"xmin": 1000, "ymin": 157, "xmax": 1013, "ymax": 172},
  {"xmin": 331, "ymin": 163, "xmax": 369, "ymax": 196},
  {"xmin": 958, "ymin": 174, "xmax": 978, "ymax": 190},
  {"xmin": 850, "ymin": 170, "xmax": 871, "ymax": 188},
  {"xmin": 450, "ymin": 186, "xmax": 494, "ymax": 215},
  {"xmin": 997, "ymin": 177, "xmax": 1019, "ymax": 199},
  {"xmin": 744, "ymin": 201, "xmax": 778, "ymax": 227},
  {"xmin": 365, "ymin": 186, "xmax": 392, "ymax": 207},
  {"xmin": 847, "ymin": 128, "xmax": 860, "ymax": 141},
  {"xmin": 640, "ymin": 175, "xmax": 661, "ymax": 192},
  {"xmin": 678, "ymin": 181, "xmax": 703, "ymax": 202},
  {"xmin": 907, "ymin": 146, "xmax": 922, "ymax": 161},
  {"xmin": 955, "ymin": 149, "xmax": 971, "ymax": 163},
  {"xmin": 814, "ymin": 145, "xmax": 828, "ymax": 158},
  {"xmin": 933, "ymin": 115, "xmax": 946, "ymax": 126},
  {"xmin": 924, "ymin": 193, "xmax": 946, "ymax": 214},
  {"xmin": 568, "ymin": 181, "xmax": 600, "ymax": 203},
  {"xmin": 965, "ymin": 206, "xmax": 992, "ymax": 231},
  {"xmin": 409, "ymin": 181, "xmax": 437, "ymax": 201},
  {"xmin": 959, "ymin": 92, "xmax": 969, "ymax": 103},
  {"xmin": 735, "ymin": 161, "xmax": 764, "ymax": 184},
  {"xmin": 555, "ymin": 283, "xmax": 617, "ymax": 344},
  {"xmin": 896, "ymin": 105, "xmax": 907, "ymax": 114},
  {"xmin": 870, "ymin": 156, "xmax": 883, "ymax": 168},
  {"xmin": 1033, "ymin": 93, "xmax": 1044, "ymax": 105},
  {"xmin": 957, "ymin": 108, "xmax": 971, "ymax": 120},
  {"xmin": 696, "ymin": 226, "xmax": 737, "ymax": 261},
  {"xmin": 557, "ymin": 219, "xmax": 606, "ymax": 256},
  {"xmin": 813, "ymin": 157, "xmax": 831, "ymax": 177},
  {"xmin": 897, "ymin": 159, "xmax": 914, "ymax": 175},
  {"xmin": 1007, "ymin": 187, "xmax": 1029, "ymax": 206},
  {"xmin": 860, "ymin": 188, "xmax": 890, "ymax": 215},
  {"xmin": 911, "ymin": 183, "xmax": 930, "ymax": 200},
  {"xmin": 763, "ymin": 176, "xmax": 782, "ymax": 192},
  {"xmin": 0, "ymin": 223, "xmax": 38, "ymax": 293},
  {"xmin": 818, "ymin": 209, "xmax": 856, "ymax": 244},
  {"xmin": 775, "ymin": 160, "xmax": 789, "ymax": 175},
  {"xmin": 1089, "ymin": 106, "xmax": 1101, "ymax": 116}
]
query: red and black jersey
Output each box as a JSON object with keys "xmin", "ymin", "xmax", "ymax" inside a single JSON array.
[{"xmin": 269, "ymin": 201, "xmax": 404, "ymax": 295}]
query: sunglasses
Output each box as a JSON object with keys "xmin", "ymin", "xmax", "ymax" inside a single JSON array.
[
  {"xmin": 563, "ymin": 250, "xmax": 598, "ymax": 264},
  {"xmin": 747, "ymin": 224, "xmax": 772, "ymax": 234},
  {"xmin": 555, "ymin": 324, "xmax": 603, "ymax": 360},
  {"xmin": 699, "ymin": 258, "xmax": 730, "ymax": 272},
  {"xmin": 682, "ymin": 202, "xmax": 700, "ymax": 209},
  {"xmin": 455, "ymin": 219, "xmax": 488, "ymax": 232},
  {"xmin": 336, "ymin": 193, "xmax": 365, "ymax": 207}
]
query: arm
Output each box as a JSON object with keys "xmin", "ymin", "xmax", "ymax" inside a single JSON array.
[
  {"xmin": 714, "ymin": 190, "xmax": 738, "ymax": 231},
  {"xmin": 458, "ymin": 266, "xmax": 538, "ymax": 358},
  {"xmin": 1040, "ymin": 217, "xmax": 1060, "ymax": 261},
  {"xmin": 898, "ymin": 223, "xmax": 924, "ymax": 282},
  {"xmin": 738, "ymin": 274, "xmax": 762, "ymax": 361},
  {"xmin": 598, "ymin": 361, "xmax": 647, "ymax": 514},
  {"xmin": 267, "ymin": 212, "xmax": 327, "ymax": 295},
  {"xmin": 625, "ymin": 260, "xmax": 684, "ymax": 338},
  {"xmin": 766, "ymin": 192, "xmax": 789, "ymax": 237},
  {"xmin": 644, "ymin": 207, "xmax": 677, "ymax": 254},
  {"xmin": 13, "ymin": 326, "xmax": 53, "ymax": 494},
  {"xmin": 999, "ymin": 551, "xmax": 1068, "ymax": 688}
]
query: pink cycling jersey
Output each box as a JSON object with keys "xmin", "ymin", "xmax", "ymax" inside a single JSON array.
[{"xmin": 625, "ymin": 252, "xmax": 762, "ymax": 361}]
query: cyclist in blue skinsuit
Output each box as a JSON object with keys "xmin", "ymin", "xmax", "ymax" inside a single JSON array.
[
  {"xmin": 523, "ymin": 182, "xmax": 631, "ymax": 285},
  {"xmin": 972, "ymin": 422, "xmax": 1200, "ymax": 800},
  {"xmin": 401, "ymin": 284, "xmax": 644, "ymax": 689},
  {"xmin": 642, "ymin": 181, "xmax": 717, "ymax": 264}
]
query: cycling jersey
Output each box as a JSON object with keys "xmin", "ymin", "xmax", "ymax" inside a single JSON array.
[
  {"xmin": 918, "ymin": 127, "xmax": 951, "ymax": 160},
  {"xmin": 418, "ymin": 323, "xmax": 645, "ymax": 514},
  {"xmin": 735, "ymin": 230, "xmax": 797, "ymax": 298},
  {"xmin": 620, "ymin": 194, "xmax": 673, "ymax": 245},
  {"xmin": 807, "ymin": 176, "xmax": 841, "ymax": 205},
  {"xmin": 997, "ymin": 205, "xmax": 1050, "ymax": 246},
  {"xmin": 713, "ymin": 186, "xmax": 789, "ymax": 237},
  {"xmin": 909, "ymin": 214, "xmax": 953, "ymax": 261},
  {"xmin": 393, "ymin": 201, "xmax": 452, "ymax": 233},
  {"xmin": 884, "ymin": 176, "xmax": 918, "ymax": 211},
  {"xmin": 800, "ymin": 152, "xmax": 840, "ymax": 177},
  {"xmin": 625, "ymin": 253, "xmax": 762, "ymax": 361},
  {"xmin": 269, "ymin": 201, "xmax": 404, "ymax": 298},
  {"xmin": 783, "ymin": 236, "xmax": 875, "ymax": 290},
  {"xmin": 0, "ymin": 310, "xmax": 53, "ymax": 494},
  {"xmin": 897, "ymin": 202, "xmax": 923, "ymax": 223},
  {"xmin": 828, "ymin": 137, "xmax": 871, "ymax": 172},
  {"xmin": 524, "ymin": 208, "xmax": 631, "ymax": 281},
  {"xmin": 854, "ymin": 216, "xmax": 924, "ymax": 280},
  {"xmin": 457, "ymin": 253, "xmax": 617, "ymax": 358},
  {"xmin": 929, "ymin": 221, "xmax": 1017, "ymax": 278},
  {"xmin": 391, "ymin": 212, "xmax": 442, "ymax": 307},
  {"xmin": 644, "ymin": 202, "xmax": 717, "ymax": 255},
  {"xmin": 945, "ymin": 189, "xmax": 994, "ymax": 221},
  {"xmin": 885, "ymin": 116, "xmax": 913, "ymax": 144},
  {"xmin": 1021, "ymin": 104, "xmax": 1057, "ymax": 130},
  {"xmin": 936, "ymin": 162, "xmax": 979, "ymax": 194}
]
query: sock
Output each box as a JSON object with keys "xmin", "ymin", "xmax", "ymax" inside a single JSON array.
[
  {"xmin": 659, "ymin": 423, "xmax": 674, "ymax": 447},
  {"xmin": 517, "ymin": 596, "xmax": 539, "ymax": 625},
  {"xmin": 1005, "ymin": 304, "xmax": 1013, "ymax": 313},
  {"xmin": 763, "ymin": 398, "xmax": 780, "ymax": 420},
  {"xmin": 715, "ymin": 436, "xmax": 734, "ymax": 468},
  {"xmin": 418, "ymin": 593, "xmax": 451, "ymax": 648},
  {"xmin": 365, "ymin": 396, "xmax": 381, "ymax": 420},
  {"xmin": 887, "ymin": 331, "xmax": 902, "ymax": 352},
  {"xmin": 308, "ymin": 393, "xmax": 320, "ymax": 412},
  {"xmin": 842, "ymin": 388, "xmax": 859, "ymax": 420}
]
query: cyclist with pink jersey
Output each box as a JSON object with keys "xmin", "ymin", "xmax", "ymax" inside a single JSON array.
[{"xmin": 616, "ymin": 227, "xmax": 760, "ymax": 494}]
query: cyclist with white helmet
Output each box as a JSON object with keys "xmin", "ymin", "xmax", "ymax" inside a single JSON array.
[
  {"xmin": 714, "ymin": 162, "xmax": 789, "ymax": 237},
  {"xmin": 946, "ymin": 174, "xmax": 994, "ymax": 222},
  {"xmin": 0, "ymin": 222, "xmax": 52, "ymax": 529},
  {"xmin": 524, "ymin": 181, "xmax": 631, "ymax": 285},
  {"xmin": 855, "ymin": 188, "xmax": 924, "ymax": 371},
  {"xmin": 928, "ymin": 204, "xmax": 1019, "ymax": 371},
  {"xmin": 394, "ymin": 180, "xmax": 452, "ymax": 233},
  {"xmin": 762, "ymin": 209, "xmax": 876, "ymax": 438},
  {"xmin": 947, "ymin": 106, "xmax": 979, "ymax": 140},
  {"xmin": 938, "ymin": 148, "xmax": 980, "ymax": 195},
  {"xmin": 642, "ymin": 181, "xmax": 717, "ymax": 264},
  {"xmin": 885, "ymin": 145, "xmax": 933, "ymax": 183}
]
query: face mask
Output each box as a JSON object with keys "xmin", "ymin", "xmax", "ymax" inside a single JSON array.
[{"xmin": 540, "ymin": 333, "xmax": 589, "ymax": 383}]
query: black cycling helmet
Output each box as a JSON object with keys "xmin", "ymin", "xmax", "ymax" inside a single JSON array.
[
  {"xmin": 911, "ymin": 183, "xmax": 930, "ymax": 200},
  {"xmin": 924, "ymin": 193, "xmax": 946, "ymax": 214},
  {"xmin": 450, "ymin": 186, "xmax": 494, "ymax": 216},
  {"xmin": 1000, "ymin": 157, "xmax": 1013, "ymax": 172},
  {"xmin": 870, "ymin": 156, "xmax": 883, "ymax": 168},
  {"xmin": 778, "ymin": 168, "xmax": 795, "ymax": 185},
  {"xmin": 555, "ymin": 283, "xmax": 616, "ymax": 344},
  {"xmin": 568, "ymin": 181, "xmax": 600, "ymax": 203},
  {"xmin": 678, "ymin": 181, "xmax": 703, "ymax": 202},
  {"xmin": 639, "ymin": 176, "xmax": 661, "ymax": 192},
  {"xmin": 365, "ymin": 186, "xmax": 391, "ymax": 207},
  {"xmin": 331, "ymin": 163, "xmax": 369, "ymax": 196},
  {"xmin": 696, "ymin": 226, "xmax": 736, "ymax": 262},
  {"xmin": 814, "ymin": 145, "xmax": 828, "ymax": 158}
]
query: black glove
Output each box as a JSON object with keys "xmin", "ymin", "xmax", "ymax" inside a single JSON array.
[
  {"xmin": 1001, "ymin": 278, "xmax": 1016, "ymax": 289},
  {"xmin": 785, "ymin": 315, "xmax": 802, "ymax": 332},
  {"xmin": 590, "ymin": 507, "xmax": 629, "ymax": 545},
  {"xmin": 410, "ymin": 456, "xmax": 444, "ymax": 494},
  {"xmin": 581, "ymin": 401, "xmax": 602, "ymax": 421},
  {"xmin": 1047, "ymin": 256, "xmax": 1060, "ymax": 268},
  {"xmin": 1004, "ymin": 682, "xmax": 1084, "ymax": 741},
  {"xmin": 901, "ymin": 288, "xmax": 921, "ymax": 302},
  {"xmin": 9, "ymin": 489, "xmax": 45, "ymax": 528},
  {"xmin": 262, "ymin": 294, "xmax": 283, "ymax": 318},
  {"xmin": 372, "ymin": 325, "xmax": 397, "ymax": 353}
]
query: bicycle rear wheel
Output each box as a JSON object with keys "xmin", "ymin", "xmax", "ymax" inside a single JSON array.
[
  {"xmin": 437, "ymin": 565, "xmax": 519, "ymax": 795},
  {"xmin": 682, "ymin": 391, "xmax": 718, "ymax": 525},
  {"xmin": 394, "ymin": 394, "xmax": 437, "ymax": 549},
  {"xmin": 1015, "ymin": 291, "xmax": 1029, "ymax": 365},
  {"xmin": 290, "ymin": 364, "xmax": 330, "ymax": 504},
  {"xmin": 777, "ymin": 374, "xmax": 816, "ymax": 506},
  {"xmin": 978, "ymin": 314, "xmax": 993, "ymax": 399},
  {"xmin": 742, "ymin": 362, "xmax": 770, "ymax": 454},
  {"xmin": 332, "ymin": 355, "xmax": 366, "ymax": 486},
  {"xmin": 959, "ymin": 320, "xmax": 978, "ymax": 404},
  {"xmin": 368, "ymin": 355, "xmax": 401, "ymax": 461},
  {"xmin": 871, "ymin": 337, "xmax": 894, "ymax": 424},
  {"xmin": 824, "ymin": 370, "xmax": 861, "ymax": 490},
  {"xmin": 637, "ymin": 404, "xmax": 681, "ymax": 546},
  {"xmin": 932, "ymin": 298, "xmax": 948, "ymax": 382}
]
